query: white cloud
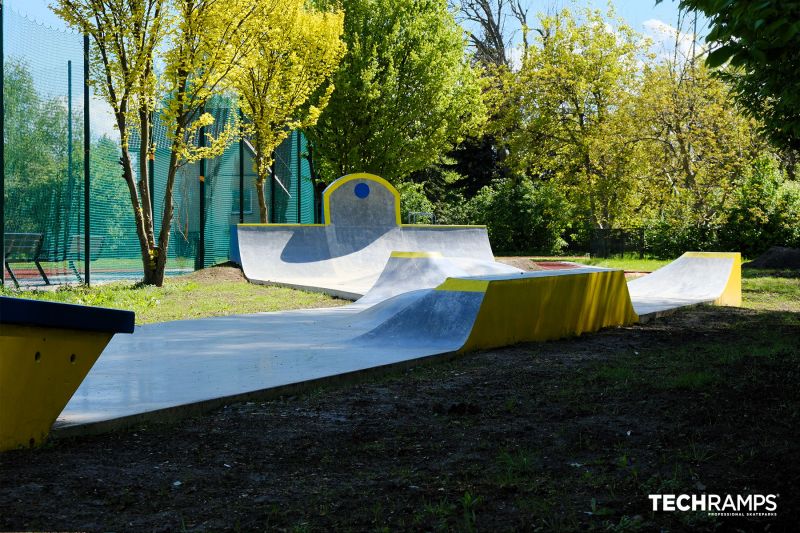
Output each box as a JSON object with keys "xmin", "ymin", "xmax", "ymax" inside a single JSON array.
[{"xmin": 642, "ymin": 18, "xmax": 705, "ymax": 62}]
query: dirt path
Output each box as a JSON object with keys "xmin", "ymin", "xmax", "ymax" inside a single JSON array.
[{"xmin": 1, "ymin": 303, "xmax": 797, "ymax": 531}]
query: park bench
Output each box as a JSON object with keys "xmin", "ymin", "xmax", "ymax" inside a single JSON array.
[
  {"xmin": 67, "ymin": 234, "xmax": 105, "ymax": 283},
  {"xmin": 3, "ymin": 232, "xmax": 50, "ymax": 288}
]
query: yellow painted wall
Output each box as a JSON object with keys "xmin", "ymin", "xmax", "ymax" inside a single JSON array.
[
  {"xmin": 0, "ymin": 325, "xmax": 112, "ymax": 451},
  {"xmin": 457, "ymin": 270, "xmax": 638, "ymax": 352}
]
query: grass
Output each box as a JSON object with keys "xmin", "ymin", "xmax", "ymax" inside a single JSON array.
[
  {"xmin": 1, "ymin": 267, "xmax": 345, "ymax": 324},
  {"xmin": 526, "ymin": 254, "xmax": 672, "ymax": 272},
  {"xmin": 570, "ymin": 255, "xmax": 671, "ymax": 272}
]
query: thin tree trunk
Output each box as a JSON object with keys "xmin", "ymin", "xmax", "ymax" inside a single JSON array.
[
  {"xmin": 138, "ymin": 107, "xmax": 155, "ymax": 245},
  {"xmin": 120, "ymin": 144, "xmax": 157, "ymax": 283}
]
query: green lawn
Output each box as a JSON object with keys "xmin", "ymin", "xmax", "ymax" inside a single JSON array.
[
  {"xmin": 1, "ymin": 266, "xmax": 345, "ymax": 324},
  {"xmin": 4, "ymin": 260, "xmax": 797, "ymax": 323}
]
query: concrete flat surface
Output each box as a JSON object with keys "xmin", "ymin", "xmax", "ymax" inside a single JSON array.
[
  {"xmin": 56, "ymin": 267, "xmax": 616, "ymax": 430},
  {"xmin": 55, "ymin": 288, "xmax": 480, "ymax": 429}
]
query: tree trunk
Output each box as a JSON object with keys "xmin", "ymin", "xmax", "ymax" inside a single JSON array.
[
  {"xmin": 138, "ymin": 107, "xmax": 155, "ymax": 246},
  {"xmin": 256, "ymin": 176, "xmax": 268, "ymax": 223}
]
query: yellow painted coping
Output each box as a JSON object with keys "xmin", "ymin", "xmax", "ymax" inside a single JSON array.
[
  {"xmin": 401, "ymin": 224, "xmax": 488, "ymax": 229},
  {"xmin": 1, "ymin": 325, "xmax": 113, "ymax": 451},
  {"xmin": 323, "ymin": 173, "xmax": 402, "ymax": 226},
  {"xmin": 436, "ymin": 270, "xmax": 638, "ymax": 352},
  {"xmin": 682, "ymin": 251, "xmax": 742, "ymax": 306},
  {"xmin": 390, "ymin": 251, "xmax": 444, "ymax": 258}
]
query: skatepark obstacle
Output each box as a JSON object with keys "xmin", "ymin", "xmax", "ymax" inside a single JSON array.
[{"xmin": 0, "ymin": 297, "xmax": 134, "ymax": 451}]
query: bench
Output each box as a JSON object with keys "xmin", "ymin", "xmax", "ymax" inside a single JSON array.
[
  {"xmin": 3, "ymin": 233, "xmax": 50, "ymax": 288},
  {"xmin": 67, "ymin": 234, "xmax": 105, "ymax": 283}
]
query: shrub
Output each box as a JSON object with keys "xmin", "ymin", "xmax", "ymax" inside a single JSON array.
[{"xmin": 463, "ymin": 178, "xmax": 570, "ymax": 254}]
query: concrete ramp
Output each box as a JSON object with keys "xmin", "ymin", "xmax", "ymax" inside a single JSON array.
[
  {"xmin": 354, "ymin": 267, "xmax": 637, "ymax": 353},
  {"xmin": 628, "ymin": 252, "xmax": 741, "ymax": 318},
  {"xmin": 355, "ymin": 251, "xmax": 524, "ymax": 306},
  {"xmin": 52, "ymin": 250, "xmax": 743, "ymax": 435},
  {"xmin": 233, "ymin": 173, "xmax": 498, "ymax": 298}
]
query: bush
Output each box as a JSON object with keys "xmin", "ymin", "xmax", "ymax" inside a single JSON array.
[
  {"xmin": 463, "ymin": 178, "xmax": 570, "ymax": 254},
  {"xmin": 718, "ymin": 157, "xmax": 800, "ymax": 255},
  {"xmin": 397, "ymin": 181, "xmax": 436, "ymax": 223}
]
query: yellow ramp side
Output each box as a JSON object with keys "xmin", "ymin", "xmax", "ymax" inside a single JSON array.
[
  {"xmin": 1, "ymin": 297, "xmax": 134, "ymax": 452},
  {"xmin": 458, "ymin": 270, "xmax": 637, "ymax": 353},
  {"xmin": 0, "ymin": 325, "xmax": 113, "ymax": 450}
]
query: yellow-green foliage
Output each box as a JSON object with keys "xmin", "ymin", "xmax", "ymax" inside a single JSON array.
[
  {"xmin": 51, "ymin": 0, "xmax": 167, "ymax": 151},
  {"xmin": 498, "ymin": 8, "xmax": 646, "ymax": 230},
  {"xmin": 229, "ymin": 0, "xmax": 345, "ymax": 221}
]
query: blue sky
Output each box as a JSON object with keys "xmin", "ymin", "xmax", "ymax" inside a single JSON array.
[
  {"xmin": 5, "ymin": 0, "xmax": 699, "ymax": 138},
  {"xmin": 7, "ymin": 0, "xmax": 693, "ymax": 37}
]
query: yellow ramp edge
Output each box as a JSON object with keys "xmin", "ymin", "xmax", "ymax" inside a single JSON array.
[
  {"xmin": 390, "ymin": 251, "xmax": 444, "ymax": 258},
  {"xmin": 683, "ymin": 251, "xmax": 742, "ymax": 307},
  {"xmin": 435, "ymin": 278, "xmax": 490, "ymax": 293},
  {"xmin": 0, "ymin": 325, "xmax": 113, "ymax": 451},
  {"xmin": 460, "ymin": 270, "xmax": 638, "ymax": 352}
]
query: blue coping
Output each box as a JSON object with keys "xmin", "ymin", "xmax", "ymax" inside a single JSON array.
[{"xmin": 0, "ymin": 296, "xmax": 135, "ymax": 334}]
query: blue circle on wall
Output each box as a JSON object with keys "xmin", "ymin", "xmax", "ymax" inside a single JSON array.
[{"xmin": 354, "ymin": 182, "xmax": 370, "ymax": 199}]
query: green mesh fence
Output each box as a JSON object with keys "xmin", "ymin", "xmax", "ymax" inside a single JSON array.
[{"xmin": 3, "ymin": 9, "xmax": 315, "ymax": 286}]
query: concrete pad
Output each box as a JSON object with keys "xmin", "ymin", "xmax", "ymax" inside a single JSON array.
[{"xmin": 55, "ymin": 267, "xmax": 637, "ymax": 433}]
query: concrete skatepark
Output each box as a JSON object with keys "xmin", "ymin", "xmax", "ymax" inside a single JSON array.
[{"xmin": 1, "ymin": 173, "xmax": 742, "ymax": 450}]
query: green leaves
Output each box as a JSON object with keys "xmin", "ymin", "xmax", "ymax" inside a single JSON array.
[
  {"xmin": 305, "ymin": 0, "xmax": 485, "ymax": 183},
  {"xmin": 675, "ymin": 0, "xmax": 800, "ymax": 150}
]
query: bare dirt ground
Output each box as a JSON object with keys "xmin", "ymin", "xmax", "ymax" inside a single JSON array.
[{"xmin": 1, "ymin": 264, "xmax": 799, "ymax": 532}]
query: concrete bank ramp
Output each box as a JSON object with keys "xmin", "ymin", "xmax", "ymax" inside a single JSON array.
[
  {"xmin": 233, "ymin": 173, "xmax": 500, "ymax": 298},
  {"xmin": 56, "ymin": 267, "xmax": 637, "ymax": 430},
  {"xmin": 628, "ymin": 252, "xmax": 741, "ymax": 318}
]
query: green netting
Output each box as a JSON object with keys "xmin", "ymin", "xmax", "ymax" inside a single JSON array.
[{"xmin": 3, "ymin": 9, "xmax": 315, "ymax": 285}]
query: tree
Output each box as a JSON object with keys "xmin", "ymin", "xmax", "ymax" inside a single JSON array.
[
  {"xmin": 157, "ymin": 0, "xmax": 261, "ymax": 279},
  {"xmin": 54, "ymin": 0, "xmax": 262, "ymax": 285},
  {"xmin": 634, "ymin": 50, "xmax": 767, "ymax": 240},
  {"xmin": 661, "ymin": 0, "xmax": 800, "ymax": 150},
  {"xmin": 230, "ymin": 1, "xmax": 345, "ymax": 223},
  {"xmin": 53, "ymin": 0, "xmax": 168, "ymax": 284},
  {"xmin": 498, "ymin": 8, "xmax": 645, "ymax": 230},
  {"xmin": 306, "ymin": 0, "xmax": 485, "ymax": 183},
  {"xmin": 456, "ymin": 0, "xmax": 529, "ymax": 68}
]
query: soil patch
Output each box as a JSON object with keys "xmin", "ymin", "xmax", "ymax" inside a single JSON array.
[
  {"xmin": 179, "ymin": 262, "xmax": 248, "ymax": 283},
  {"xmin": 1, "ymin": 305, "xmax": 797, "ymax": 531},
  {"xmin": 744, "ymin": 246, "xmax": 800, "ymax": 269}
]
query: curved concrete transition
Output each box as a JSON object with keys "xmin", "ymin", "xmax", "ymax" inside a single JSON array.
[
  {"xmin": 629, "ymin": 252, "xmax": 742, "ymax": 318},
  {"xmin": 56, "ymin": 264, "xmax": 637, "ymax": 431},
  {"xmin": 232, "ymin": 173, "xmax": 505, "ymax": 298}
]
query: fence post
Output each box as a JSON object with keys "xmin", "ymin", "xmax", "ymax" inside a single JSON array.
[
  {"xmin": 239, "ymin": 108, "xmax": 244, "ymax": 224},
  {"xmin": 296, "ymin": 131, "xmax": 301, "ymax": 223},
  {"xmin": 270, "ymin": 151, "xmax": 275, "ymax": 223},
  {"xmin": 1, "ymin": 0, "xmax": 5, "ymax": 287},
  {"xmin": 149, "ymin": 110, "xmax": 155, "ymax": 218},
  {"xmin": 195, "ymin": 107, "xmax": 205, "ymax": 270},
  {"xmin": 83, "ymin": 34, "xmax": 90, "ymax": 286}
]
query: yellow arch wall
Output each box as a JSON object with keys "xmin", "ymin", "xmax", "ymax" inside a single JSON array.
[{"xmin": 323, "ymin": 173, "xmax": 402, "ymax": 226}]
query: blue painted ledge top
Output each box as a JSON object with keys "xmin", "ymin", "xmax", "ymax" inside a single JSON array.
[{"xmin": 0, "ymin": 296, "xmax": 135, "ymax": 334}]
